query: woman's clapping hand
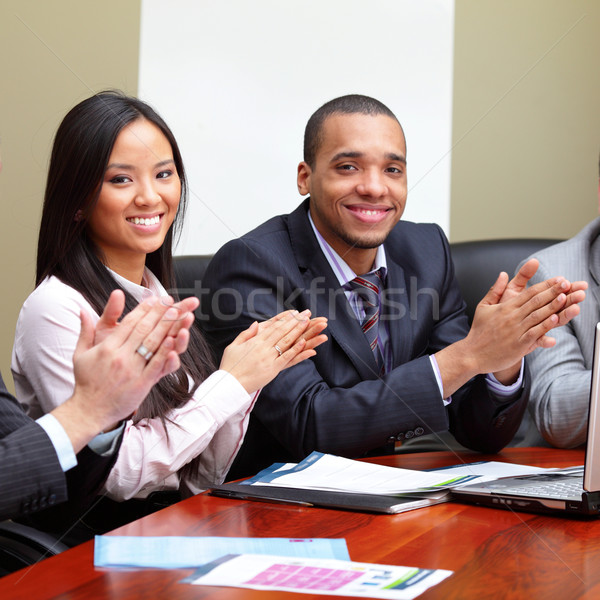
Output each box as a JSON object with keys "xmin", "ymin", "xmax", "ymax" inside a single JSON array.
[{"xmin": 220, "ymin": 310, "xmax": 327, "ymax": 393}]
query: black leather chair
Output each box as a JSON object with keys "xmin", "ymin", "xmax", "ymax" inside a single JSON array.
[
  {"xmin": 173, "ymin": 254, "xmax": 214, "ymax": 299},
  {"xmin": 449, "ymin": 238, "xmax": 563, "ymax": 323},
  {"xmin": 0, "ymin": 520, "xmax": 68, "ymax": 577}
]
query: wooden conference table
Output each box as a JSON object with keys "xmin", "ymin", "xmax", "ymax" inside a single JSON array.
[{"xmin": 1, "ymin": 447, "xmax": 599, "ymax": 600}]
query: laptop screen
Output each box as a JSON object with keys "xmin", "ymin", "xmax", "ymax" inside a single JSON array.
[{"xmin": 584, "ymin": 322, "xmax": 600, "ymax": 492}]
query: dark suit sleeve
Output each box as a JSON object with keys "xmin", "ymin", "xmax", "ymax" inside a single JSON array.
[
  {"xmin": 202, "ymin": 220, "xmax": 528, "ymax": 477},
  {"xmin": 22, "ymin": 431, "xmax": 123, "ymax": 540},
  {"xmin": 0, "ymin": 386, "xmax": 68, "ymax": 521},
  {"xmin": 0, "ymin": 377, "xmax": 122, "ymax": 528}
]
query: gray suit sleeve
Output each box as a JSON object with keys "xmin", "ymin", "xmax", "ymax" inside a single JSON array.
[{"xmin": 524, "ymin": 260, "xmax": 591, "ymax": 448}]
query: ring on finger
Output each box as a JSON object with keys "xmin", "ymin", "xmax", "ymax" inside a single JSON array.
[
  {"xmin": 274, "ymin": 344, "xmax": 283, "ymax": 357},
  {"xmin": 136, "ymin": 343, "xmax": 154, "ymax": 361}
]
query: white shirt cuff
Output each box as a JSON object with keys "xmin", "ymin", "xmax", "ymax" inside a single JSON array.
[
  {"xmin": 486, "ymin": 359, "xmax": 525, "ymax": 397},
  {"xmin": 36, "ymin": 413, "xmax": 77, "ymax": 472},
  {"xmin": 88, "ymin": 423, "xmax": 125, "ymax": 456},
  {"xmin": 429, "ymin": 356, "xmax": 524, "ymax": 405},
  {"xmin": 429, "ymin": 355, "xmax": 451, "ymax": 406}
]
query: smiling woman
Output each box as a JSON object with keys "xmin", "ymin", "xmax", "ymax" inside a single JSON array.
[
  {"xmin": 10, "ymin": 91, "xmax": 327, "ymax": 543},
  {"xmin": 87, "ymin": 119, "xmax": 182, "ymax": 283}
]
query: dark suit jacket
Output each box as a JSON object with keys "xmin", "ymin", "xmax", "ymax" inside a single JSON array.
[
  {"xmin": 0, "ymin": 371, "xmax": 121, "ymax": 540},
  {"xmin": 0, "ymin": 372, "xmax": 67, "ymax": 521},
  {"xmin": 202, "ymin": 200, "xmax": 529, "ymax": 479}
]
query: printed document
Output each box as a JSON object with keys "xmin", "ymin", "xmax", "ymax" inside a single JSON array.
[{"xmin": 182, "ymin": 553, "xmax": 452, "ymax": 599}]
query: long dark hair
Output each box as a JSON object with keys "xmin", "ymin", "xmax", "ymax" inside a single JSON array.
[{"xmin": 37, "ymin": 91, "xmax": 216, "ymax": 480}]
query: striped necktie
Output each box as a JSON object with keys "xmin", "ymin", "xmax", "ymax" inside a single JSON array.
[{"xmin": 347, "ymin": 270, "xmax": 383, "ymax": 368}]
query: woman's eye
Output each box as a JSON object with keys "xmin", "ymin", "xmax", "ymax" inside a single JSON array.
[
  {"xmin": 109, "ymin": 175, "xmax": 131, "ymax": 184},
  {"xmin": 157, "ymin": 170, "xmax": 173, "ymax": 179}
]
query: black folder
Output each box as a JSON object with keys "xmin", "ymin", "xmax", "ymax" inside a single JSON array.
[{"xmin": 210, "ymin": 482, "xmax": 449, "ymax": 514}]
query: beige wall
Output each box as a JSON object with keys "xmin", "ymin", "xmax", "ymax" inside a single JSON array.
[
  {"xmin": 0, "ymin": 0, "xmax": 141, "ymax": 391},
  {"xmin": 451, "ymin": 0, "xmax": 600, "ymax": 242}
]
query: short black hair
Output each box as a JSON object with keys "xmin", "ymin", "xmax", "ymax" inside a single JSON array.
[{"xmin": 303, "ymin": 94, "xmax": 401, "ymax": 168}]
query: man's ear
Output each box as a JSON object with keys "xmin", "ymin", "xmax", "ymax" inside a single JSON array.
[{"xmin": 297, "ymin": 161, "xmax": 311, "ymax": 196}]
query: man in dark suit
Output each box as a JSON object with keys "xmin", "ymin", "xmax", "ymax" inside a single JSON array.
[
  {"xmin": 202, "ymin": 94, "xmax": 586, "ymax": 479},
  {"xmin": 0, "ymin": 290, "xmax": 196, "ymax": 522}
]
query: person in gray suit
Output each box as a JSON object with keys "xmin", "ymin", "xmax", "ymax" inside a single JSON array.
[{"xmin": 522, "ymin": 161, "xmax": 600, "ymax": 447}]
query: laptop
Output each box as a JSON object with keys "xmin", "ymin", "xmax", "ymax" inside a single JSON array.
[{"xmin": 451, "ymin": 322, "xmax": 600, "ymax": 516}]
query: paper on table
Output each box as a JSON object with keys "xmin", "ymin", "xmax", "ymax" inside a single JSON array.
[
  {"xmin": 94, "ymin": 536, "xmax": 350, "ymax": 569},
  {"xmin": 243, "ymin": 452, "xmax": 473, "ymax": 495},
  {"xmin": 429, "ymin": 461, "xmax": 552, "ymax": 487},
  {"xmin": 181, "ymin": 553, "xmax": 453, "ymax": 599}
]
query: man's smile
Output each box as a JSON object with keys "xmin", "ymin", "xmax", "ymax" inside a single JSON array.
[{"xmin": 344, "ymin": 204, "xmax": 393, "ymax": 224}]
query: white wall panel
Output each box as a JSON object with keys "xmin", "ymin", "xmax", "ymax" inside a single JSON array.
[{"xmin": 139, "ymin": 0, "xmax": 455, "ymax": 254}]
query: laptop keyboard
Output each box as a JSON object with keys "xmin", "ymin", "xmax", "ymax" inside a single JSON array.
[{"xmin": 500, "ymin": 478, "xmax": 583, "ymax": 499}]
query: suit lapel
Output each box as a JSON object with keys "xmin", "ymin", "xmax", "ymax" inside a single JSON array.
[{"xmin": 288, "ymin": 200, "xmax": 380, "ymax": 378}]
